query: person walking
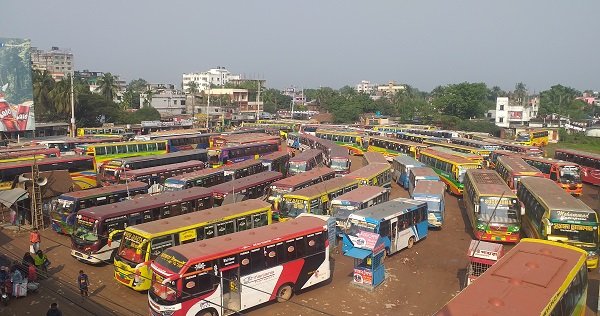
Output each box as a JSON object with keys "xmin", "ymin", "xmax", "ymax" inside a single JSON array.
[
  {"xmin": 34, "ymin": 250, "xmax": 49, "ymax": 278},
  {"xmin": 77, "ymin": 270, "xmax": 89, "ymax": 301},
  {"xmin": 46, "ymin": 302, "xmax": 63, "ymax": 316},
  {"xmin": 29, "ymin": 228, "xmax": 41, "ymax": 254}
]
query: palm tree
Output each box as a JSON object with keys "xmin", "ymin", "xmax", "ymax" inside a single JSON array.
[
  {"xmin": 49, "ymin": 78, "xmax": 71, "ymax": 114},
  {"xmin": 143, "ymin": 86, "xmax": 154, "ymax": 107},
  {"xmin": 32, "ymin": 70, "xmax": 55, "ymax": 116},
  {"xmin": 186, "ymin": 81, "xmax": 199, "ymax": 116},
  {"xmin": 97, "ymin": 73, "xmax": 119, "ymax": 101}
]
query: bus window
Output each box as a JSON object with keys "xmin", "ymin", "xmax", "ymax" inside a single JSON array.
[
  {"xmin": 127, "ymin": 144, "xmax": 137, "ymax": 152},
  {"xmin": 148, "ymin": 143, "xmax": 157, "ymax": 151},
  {"xmin": 138, "ymin": 143, "xmax": 148, "ymax": 152},
  {"xmin": 160, "ymin": 206, "xmax": 170, "ymax": 218},
  {"xmin": 170, "ymin": 204, "xmax": 182, "ymax": 217},
  {"xmin": 216, "ymin": 221, "xmax": 234, "ymax": 236},
  {"xmin": 237, "ymin": 217, "xmax": 248, "ymax": 231},
  {"xmin": 250, "ymin": 248, "xmax": 265, "ymax": 273},
  {"xmin": 252, "ymin": 213, "xmax": 268, "ymax": 227},
  {"xmin": 204, "ymin": 225, "xmax": 215, "ymax": 239},
  {"xmin": 265, "ymin": 244, "xmax": 278, "ymax": 268},
  {"xmin": 240, "ymin": 252, "xmax": 251, "ymax": 275},
  {"xmin": 285, "ymin": 239, "xmax": 297, "ymax": 261},
  {"xmin": 129, "ymin": 213, "xmax": 142, "ymax": 226},
  {"xmin": 96, "ymin": 147, "xmax": 106, "ymax": 155},
  {"xmin": 117, "ymin": 145, "xmax": 127, "ymax": 154},
  {"xmin": 150, "ymin": 236, "xmax": 174, "ymax": 260}
]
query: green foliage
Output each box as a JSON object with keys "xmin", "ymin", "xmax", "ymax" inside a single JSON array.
[
  {"xmin": 437, "ymin": 115, "xmax": 499, "ymax": 135},
  {"xmin": 132, "ymin": 106, "xmax": 161, "ymax": 122},
  {"xmin": 539, "ymin": 84, "xmax": 582, "ymax": 116},
  {"xmin": 261, "ymin": 88, "xmax": 292, "ymax": 113},
  {"xmin": 97, "ymin": 73, "xmax": 119, "ymax": 102},
  {"xmin": 431, "ymin": 82, "xmax": 489, "ymax": 119}
]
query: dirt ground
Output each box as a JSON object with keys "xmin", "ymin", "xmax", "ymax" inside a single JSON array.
[{"xmin": 0, "ymin": 153, "xmax": 598, "ymax": 316}]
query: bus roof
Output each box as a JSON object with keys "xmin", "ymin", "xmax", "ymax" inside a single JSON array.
[
  {"xmin": 410, "ymin": 167, "xmax": 439, "ymax": 178},
  {"xmin": 347, "ymin": 163, "xmax": 390, "ymax": 178},
  {"xmin": 260, "ymin": 151, "xmax": 289, "ymax": 161},
  {"xmin": 155, "ymin": 216, "xmax": 326, "ymax": 273},
  {"xmin": 216, "ymin": 140, "xmax": 279, "ymax": 151},
  {"xmin": 166, "ymin": 168, "xmax": 224, "ymax": 182},
  {"xmin": 520, "ymin": 155, "xmax": 576, "ymax": 167},
  {"xmin": 0, "ymin": 155, "xmax": 94, "ymax": 169},
  {"xmin": 393, "ymin": 155, "xmax": 423, "ymax": 165},
  {"xmin": 271, "ymin": 167, "xmax": 334, "ymax": 189},
  {"xmin": 435, "ymin": 239, "xmax": 586, "ymax": 316},
  {"xmin": 210, "ymin": 171, "xmax": 283, "ymax": 194},
  {"xmin": 332, "ymin": 186, "xmax": 388, "ymax": 203},
  {"xmin": 556, "ymin": 148, "xmax": 600, "ymax": 160},
  {"xmin": 127, "ymin": 199, "xmax": 271, "ymax": 236},
  {"xmin": 424, "ymin": 140, "xmax": 486, "ymax": 153},
  {"xmin": 108, "ymin": 149, "xmax": 207, "ymax": 165},
  {"xmin": 125, "ymin": 160, "xmax": 204, "ymax": 177},
  {"xmin": 351, "ymin": 197, "xmax": 426, "ymax": 221},
  {"xmin": 412, "ymin": 180, "xmax": 446, "ymax": 197},
  {"xmin": 430, "ymin": 146, "xmax": 482, "ymax": 160},
  {"xmin": 450, "ymin": 137, "xmax": 498, "ymax": 147},
  {"xmin": 78, "ymin": 187, "xmax": 213, "ymax": 221},
  {"xmin": 59, "ymin": 181, "xmax": 148, "ymax": 199},
  {"xmin": 466, "ymin": 169, "xmax": 515, "ymax": 197},
  {"xmin": 285, "ymin": 177, "xmax": 358, "ymax": 200},
  {"xmin": 77, "ymin": 139, "xmax": 167, "ymax": 148},
  {"xmin": 369, "ymin": 136, "xmax": 425, "ymax": 148},
  {"xmin": 362, "ymin": 152, "xmax": 389, "ymax": 165},
  {"xmin": 520, "ymin": 177, "xmax": 594, "ymax": 213},
  {"xmin": 420, "ymin": 149, "xmax": 476, "ymax": 165},
  {"xmin": 223, "ymin": 159, "xmax": 263, "ymax": 171},
  {"xmin": 289, "ymin": 149, "xmax": 322, "ymax": 163},
  {"xmin": 497, "ymin": 156, "xmax": 543, "ymax": 174}
]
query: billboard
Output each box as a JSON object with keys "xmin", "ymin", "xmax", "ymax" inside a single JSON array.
[
  {"xmin": 508, "ymin": 111, "xmax": 522, "ymax": 120},
  {"xmin": 0, "ymin": 37, "xmax": 34, "ymax": 132}
]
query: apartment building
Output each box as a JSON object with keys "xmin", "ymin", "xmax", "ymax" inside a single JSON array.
[
  {"xmin": 494, "ymin": 96, "xmax": 539, "ymax": 128},
  {"xmin": 31, "ymin": 46, "xmax": 74, "ymax": 81},
  {"xmin": 182, "ymin": 67, "xmax": 241, "ymax": 91}
]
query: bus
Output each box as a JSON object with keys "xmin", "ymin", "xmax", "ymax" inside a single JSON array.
[
  {"xmin": 210, "ymin": 171, "xmax": 284, "ymax": 207},
  {"xmin": 463, "ymin": 169, "xmax": 522, "ymax": 243},
  {"xmin": 494, "ymin": 156, "xmax": 545, "ymax": 192},
  {"xmin": 313, "ymin": 138, "xmax": 351, "ymax": 176},
  {"xmin": 0, "ymin": 156, "xmax": 98, "ymax": 191},
  {"xmin": 449, "ymin": 137, "xmax": 500, "ymax": 151},
  {"xmin": 315, "ymin": 129, "xmax": 365, "ymax": 155},
  {"xmin": 411, "ymin": 180, "xmax": 446, "ymax": 228},
  {"xmin": 392, "ymin": 155, "xmax": 425, "ymax": 189},
  {"xmin": 76, "ymin": 127, "xmax": 136, "ymax": 139},
  {"xmin": 554, "ymin": 148, "xmax": 600, "ymax": 186},
  {"xmin": 157, "ymin": 134, "xmax": 212, "ymax": 151},
  {"xmin": 223, "ymin": 159, "xmax": 266, "ymax": 181},
  {"xmin": 520, "ymin": 155, "xmax": 583, "ymax": 196},
  {"xmin": 343, "ymin": 198, "xmax": 428, "ymax": 255},
  {"xmin": 120, "ymin": 160, "xmax": 205, "ymax": 186},
  {"xmin": 113, "ymin": 199, "xmax": 273, "ymax": 291},
  {"xmin": 99, "ymin": 149, "xmax": 207, "ymax": 184},
  {"xmin": 209, "ymin": 133, "xmax": 281, "ymax": 148},
  {"xmin": 347, "ymin": 163, "xmax": 392, "ymax": 188},
  {"xmin": 418, "ymin": 149, "xmax": 481, "ymax": 195},
  {"xmin": 423, "ymin": 139, "xmax": 491, "ymax": 158},
  {"xmin": 408, "ymin": 167, "xmax": 441, "ymax": 194},
  {"xmin": 515, "ymin": 130, "xmax": 549, "ymax": 147},
  {"xmin": 429, "ymin": 146, "xmax": 485, "ymax": 166},
  {"xmin": 435, "ymin": 239, "xmax": 588, "ymax": 316},
  {"xmin": 367, "ymin": 136, "xmax": 426, "ymax": 159},
  {"xmin": 148, "ymin": 216, "xmax": 331, "ymax": 316},
  {"xmin": 207, "ymin": 141, "xmax": 280, "ymax": 168},
  {"xmin": 279, "ymin": 177, "xmax": 360, "ymax": 220},
  {"xmin": 330, "ymin": 186, "xmax": 390, "ymax": 235},
  {"xmin": 518, "ymin": 176, "xmax": 599, "ymax": 269},
  {"xmin": 71, "ymin": 187, "xmax": 214, "ymax": 264},
  {"xmin": 484, "ymin": 139, "xmax": 543, "ymax": 157},
  {"xmin": 396, "ymin": 132, "xmax": 433, "ymax": 144},
  {"xmin": 362, "ymin": 151, "xmax": 389, "ymax": 165},
  {"xmin": 35, "ymin": 137, "xmax": 117, "ymax": 155},
  {"xmin": 260, "ymin": 151, "xmax": 290, "ymax": 176},
  {"xmin": 488, "ymin": 149, "xmax": 516, "ymax": 169},
  {"xmin": 77, "ymin": 140, "xmax": 169, "ymax": 165},
  {"xmin": 0, "ymin": 147, "xmax": 60, "ymax": 163},
  {"xmin": 163, "ymin": 169, "xmax": 226, "ymax": 191},
  {"xmin": 288, "ymin": 149, "xmax": 323, "ymax": 175},
  {"xmin": 268, "ymin": 167, "xmax": 336, "ymax": 210},
  {"xmin": 49, "ymin": 181, "xmax": 149, "ymax": 235}
]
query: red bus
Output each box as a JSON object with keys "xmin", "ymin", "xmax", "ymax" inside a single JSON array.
[
  {"xmin": 554, "ymin": 148, "xmax": 600, "ymax": 186},
  {"xmin": 494, "ymin": 156, "xmax": 545, "ymax": 192},
  {"xmin": 120, "ymin": 160, "xmax": 205, "ymax": 186},
  {"xmin": 210, "ymin": 133, "xmax": 281, "ymax": 148},
  {"xmin": 288, "ymin": 149, "xmax": 323, "ymax": 175},
  {"xmin": 223, "ymin": 159, "xmax": 266, "ymax": 181},
  {"xmin": 0, "ymin": 146, "xmax": 60, "ymax": 161},
  {"xmin": 208, "ymin": 141, "xmax": 280, "ymax": 167},
  {"xmin": 481, "ymin": 138, "xmax": 542, "ymax": 156},
  {"xmin": 163, "ymin": 169, "xmax": 226, "ymax": 191},
  {"xmin": 210, "ymin": 171, "xmax": 284, "ymax": 206},
  {"xmin": 149, "ymin": 216, "xmax": 331, "ymax": 316},
  {"xmin": 488, "ymin": 150, "xmax": 516, "ymax": 169},
  {"xmin": 520, "ymin": 155, "xmax": 583, "ymax": 196}
]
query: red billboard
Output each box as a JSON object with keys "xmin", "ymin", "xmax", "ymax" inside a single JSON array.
[
  {"xmin": 508, "ymin": 111, "xmax": 522, "ymax": 120},
  {"xmin": 0, "ymin": 38, "xmax": 34, "ymax": 132}
]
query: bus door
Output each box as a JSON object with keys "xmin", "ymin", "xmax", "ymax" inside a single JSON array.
[
  {"xmin": 221, "ymin": 266, "xmax": 241, "ymax": 315},
  {"xmin": 390, "ymin": 218, "xmax": 398, "ymax": 253}
]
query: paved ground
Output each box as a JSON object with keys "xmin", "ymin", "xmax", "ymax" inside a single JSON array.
[{"xmin": 0, "ymin": 153, "xmax": 598, "ymax": 316}]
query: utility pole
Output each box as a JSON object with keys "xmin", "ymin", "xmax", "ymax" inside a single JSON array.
[
  {"xmin": 70, "ymin": 73, "xmax": 76, "ymax": 137},
  {"xmin": 256, "ymin": 80, "xmax": 261, "ymax": 122},
  {"xmin": 206, "ymin": 87, "xmax": 210, "ymax": 130}
]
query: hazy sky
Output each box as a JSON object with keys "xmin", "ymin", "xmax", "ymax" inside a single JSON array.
[{"xmin": 2, "ymin": 1, "xmax": 599, "ymax": 92}]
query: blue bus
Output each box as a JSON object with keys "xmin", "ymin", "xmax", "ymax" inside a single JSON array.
[
  {"xmin": 410, "ymin": 180, "xmax": 446, "ymax": 229},
  {"xmin": 408, "ymin": 167, "xmax": 441, "ymax": 194},
  {"xmin": 343, "ymin": 198, "xmax": 428, "ymax": 255},
  {"xmin": 392, "ymin": 155, "xmax": 425, "ymax": 189}
]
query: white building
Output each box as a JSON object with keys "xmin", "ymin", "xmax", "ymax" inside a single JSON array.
[
  {"xmin": 31, "ymin": 46, "xmax": 74, "ymax": 81},
  {"xmin": 356, "ymin": 80, "xmax": 375, "ymax": 94},
  {"xmin": 140, "ymin": 89, "xmax": 187, "ymax": 115},
  {"xmin": 182, "ymin": 67, "xmax": 241, "ymax": 92},
  {"xmin": 494, "ymin": 96, "xmax": 539, "ymax": 128}
]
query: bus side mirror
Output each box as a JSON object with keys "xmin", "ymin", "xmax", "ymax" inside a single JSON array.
[
  {"xmin": 474, "ymin": 205, "xmax": 480, "ymax": 213},
  {"xmin": 520, "ymin": 202, "xmax": 525, "ymax": 216}
]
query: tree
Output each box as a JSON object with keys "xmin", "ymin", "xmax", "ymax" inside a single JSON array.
[
  {"xmin": 431, "ymin": 82, "xmax": 489, "ymax": 119},
  {"xmin": 49, "ymin": 77, "xmax": 72, "ymax": 114},
  {"xmin": 142, "ymin": 87, "xmax": 154, "ymax": 107},
  {"xmin": 186, "ymin": 81, "xmax": 199, "ymax": 116},
  {"xmin": 32, "ymin": 70, "xmax": 55, "ymax": 117},
  {"xmin": 132, "ymin": 106, "xmax": 161, "ymax": 122},
  {"xmin": 96, "ymin": 73, "xmax": 120, "ymax": 102},
  {"xmin": 513, "ymin": 82, "xmax": 527, "ymax": 106},
  {"xmin": 539, "ymin": 84, "xmax": 581, "ymax": 116}
]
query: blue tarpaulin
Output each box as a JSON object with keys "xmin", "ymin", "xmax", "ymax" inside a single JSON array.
[{"xmin": 344, "ymin": 247, "xmax": 371, "ymax": 260}]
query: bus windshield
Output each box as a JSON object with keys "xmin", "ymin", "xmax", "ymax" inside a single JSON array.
[
  {"xmin": 52, "ymin": 198, "xmax": 75, "ymax": 214},
  {"xmin": 330, "ymin": 158, "xmax": 349, "ymax": 171},
  {"xmin": 150, "ymin": 274, "xmax": 178, "ymax": 305},
  {"xmin": 348, "ymin": 219, "xmax": 377, "ymax": 235},
  {"xmin": 281, "ymin": 199, "xmax": 308, "ymax": 218},
  {"xmin": 331, "ymin": 204, "xmax": 357, "ymax": 222},
  {"xmin": 479, "ymin": 197, "xmax": 519, "ymax": 223},
  {"xmin": 458, "ymin": 166, "xmax": 469, "ymax": 183},
  {"xmin": 289, "ymin": 161, "xmax": 307, "ymax": 173},
  {"xmin": 268, "ymin": 186, "xmax": 291, "ymax": 201},
  {"xmin": 516, "ymin": 133, "xmax": 530, "ymax": 142},
  {"xmin": 162, "ymin": 180, "xmax": 185, "ymax": 191},
  {"xmin": 552, "ymin": 224, "xmax": 598, "ymax": 248},
  {"xmin": 559, "ymin": 166, "xmax": 581, "ymax": 184},
  {"xmin": 207, "ymin": 149, "xmax": 221, "ymax": 164},
  {"xmin": 118, "ymin": 232, "xmax": 147, "ymax": 264},
  {"xmin": 73, "ymin": 220, "xmax": 99, "ymax": 243}
]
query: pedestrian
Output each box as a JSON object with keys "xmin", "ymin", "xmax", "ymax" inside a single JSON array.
[
  {"xmin": 29, "ymin": 228, "xmax": 41, "ymax": 253},
  {"xmin": 22, "ymin": 252, "xmax": 34, "ymax": 268},
  {"xmin": 10, "ymin": 263, "xmax": 25, "ymax": 297},
  {"xmin": 46, "ymin": 302, "xmax": 63, "ymax": 316},
  {"xmin": 78, "ymin": 270, "xmax": 89, "ymax": 300},
  {"xmin": 34, "ymin": 250, "xmax": 49, "ymax": 278}
]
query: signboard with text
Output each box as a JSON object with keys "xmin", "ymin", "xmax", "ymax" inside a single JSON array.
[{"xmin": 0, "ymin": 37, "xmax": 35, "ymax": 131}]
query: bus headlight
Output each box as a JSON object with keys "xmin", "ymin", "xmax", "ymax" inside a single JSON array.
[
  {"xmin": 476, "ymin": 222, "xmax": 486, "ymax": 231},
  {"xmin": 587, "ymin": 250, "xmax": 598, "ymax": 260}
]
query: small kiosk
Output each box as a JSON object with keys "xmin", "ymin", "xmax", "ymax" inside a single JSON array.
[
  {"xmin": 465, "ymin": 239, "xmax": 504, "ymax": 287},
  {"xmin": 343, "ymin": 230, "xmax": 386, "ymax": 289}
]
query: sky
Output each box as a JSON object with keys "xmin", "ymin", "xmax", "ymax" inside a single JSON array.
[{"xmin": 2, "ymin": 0, "xmax": 599, "ymax": 93}]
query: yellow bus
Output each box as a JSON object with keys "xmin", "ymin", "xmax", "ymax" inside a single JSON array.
[
  {"xmin": 315, "ymin": 129, "xmax": 365, "ymax": 155},
  {"xmin": 429, "ymin": 146, "xmax": 485, "ymax": 166},
  {"xmin": 423, "ymin": 139, "xmax": 491, "ymax": 158},
  {"xmin": 346, "ymin": 163, "xmax": 392, "ymax": 188},
  {"xmin": 367, "ymin": 135, "xmax": 427, "ymax": 159},
  {"xmin": 76, "ymin": 127, "xmax": 136, "ymax": 140},
  {"xmin": 436, "ymin": 238, "xmax": 588, "ymax": 316},
  {"xmin": 515, "ymin": 130, "xmax": 549, "ymax": 147},
  {"xmin": 76, "ymin": 140, "xmax": 168, "ymax": 165},
  {"xmin": 418, "ymin": 149, "xmax": 481, "ymax": 195},
  {"xmin": 113, "ymin": 199, "xmax": 272, "ymax": 291}
]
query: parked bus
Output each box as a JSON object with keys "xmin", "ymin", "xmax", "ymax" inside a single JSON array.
[
  {"xmin": 279, "ymin": 177, "xmax": 360, "ymax": 220},
  {"xmin": 396, "ymin": 132, "xmax": 433, "ymax": 144},
  {"xmin": 71, "ymin": 187, "xmax": 214, "ymax": 264},
  {"xmin": 76, "ymin": 127, "xmax": 135, "ymax": 139},
  {"xmin": 520, "ymin": 155, "xmax": 583, "ymax": 196},
  {"xmin": 148, "ymin": 216, "xmax": 331, "ymax": 316},
  {"xmin": 463, "ymin": 169, "xmax": 522, "ymax": 243},
  {"xmin": 429, "ymin": 146, "xmax": 485, "ymax": 166},
  {"xmin": 315, "ymin": 129, "xmax": 365, "ymax": 155},
  {"xmin": 223, "ymin": 159, "xmax": 266, "ymax": 181},
  {"xmin": 408, "ymin": 167, "xmax": 441, "ymax": 194},
  {"xmin": 392, "ymin": 155, "xmax": 425, "ymax": 189},
  {"xmin": 518, "ymin": 176, "xmax": 599, "ymax": 269},
  {"xmin": 210, "ymin": 133, "xmax": 280, "ymax": 148},
  {"xmin": 49, "ymin": 181, "xmax": 148, "ymax": 235},
  {"xmin": 113, "ymin": 200, "xmax": 272, "ymax": 291},
  {"xmin": 488, "ymin": 149, "xmax": 516, "ymax": 169},
  {"xmin": 314, "ymin": 138, "xmax": 351, "ymax": 176},
  {"xmin": 423, "ymin": 140, "xmax": 491, "ymax": 158},
  {"xmin": 207, "ymin": 141, "xmax": 280, "ymax": 167},
  {"xmin": 347, "ymin": 163, "xmax": 392, "ymax": 188},
  {"xmin": 419, "ymin": 149, "xmax": 481, "ymax": 195},
  {"xmin": 288, "ymin": 149, "xmax": 323, "ymax": 175},
  {"xmin": 554, "ymin": 148, "xmax": 600, "ymax": 186},
  {"xmin": 163, "ymin": 169, "xmax": 225, "ymax": 191},
  {"xmin": 0, "ymin": 147, "xmax": 60, "ymax": 163},
  {"xmin": 449, "ymin": 137, "xmax": 500, "ymax": 151},
  {"xmin": 210, "ymin": 171, "xmax": 283, "ymax": 207},
  {"xmin": 268, "ymin": 166, "xmax": 336, "ymax": 209},
  {"xmin": 260, "ymin": 151, "xmax": 290, "ymax": 176},
  {"xmin": 157, "ymin": 133, "xmax": 212, "ymax": 151},
  {"xmin": 0, "ymin": 156, "xmax": 98, "ymax": 191},
  {"xmin": 515, "ymin": 130, "xmax": 549, "ymax": 147},
  {"xmin": 77, "ymin": 140, "xmax": 169, "ymax": 165},
  {"xmin": 494, "ymin": 156, "xmax": 545, "ymax": 192},
  {"xmin": 411, "ymin": 180, "xmax": 446, "ymax": 228},
  {"xmin": 36, "ymin": 137, "xmax": 114, "ymax": 155},
  {"xmin": 331, "ymin": 186, "xmax": 390, "ymax": 234},
  {"xmin": 484, "ymin": 139, "xmax": 543, "ymax": 157},
  {"xmin": 362, "ymin": 151, "xmax": 389, "ymax": 165},
  {"xmin": 435, "ymin": 238, "xmax": 588, "ymax": 316},
  {"xmin": 343, "ymin": 198, "xmax": 428, "ymax": 255},
  {"xmin": 99, "ymin": 149, "xmax": 207, "ymax": 184},
  {"xmin": 367, "ymin": 136, "xmax": 426, "ymax": 159},
  {"xmin": 119, "ymin": 160, "xmax": 205, "ymax": 186}
]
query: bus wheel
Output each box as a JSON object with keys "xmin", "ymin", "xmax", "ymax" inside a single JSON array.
[
  {"xmin": 407, "ymin": 237, "xmax": 415, "ymax": 249},
  {"xmin": 276, "ymin": 284, "xmax": 293, "ymax": 302},
  {"xmin": 197, "ymin": 309, "xmax": 216, "ymax": 316}
]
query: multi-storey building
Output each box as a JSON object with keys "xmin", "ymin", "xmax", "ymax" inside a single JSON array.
[
  {"xmin": 377, "ymin": 81, "xmax": 406, "ymax": 97},
  {"xmin": 140, "ymin": 87, "xmax": 187, "ymax": 115},
  {"xmin": 182, "ymin": 67, "xmax": 241, "ymax": 92},
  {"xmin": 355, "ymin": 80, "xmax": 375, "ymax": 94},
  {"xmin": 31, "ymin": 46, "xmax": 74, "ymax": 81},
  {"xmin": 75, "ymin": 70, "xmax": 127, "ymax": 99},
  {"xmin": 494, "ymin": 96, "xmax": 539, "ymax": 128}
]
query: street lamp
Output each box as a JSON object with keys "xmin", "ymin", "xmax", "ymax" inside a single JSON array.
[{"xmin": 206, "ymin": 85, "xmax": 210, "ymax": 130}]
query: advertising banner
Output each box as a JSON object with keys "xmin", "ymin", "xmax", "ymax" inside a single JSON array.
[
  {"xmin": 0, "ymin": 37, "xmax": 34, "ymax": 132},
  {"xmin": 508, "ymin": 111, "xmax": 522, "ymax": 120}
]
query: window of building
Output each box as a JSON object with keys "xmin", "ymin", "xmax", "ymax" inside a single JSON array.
[
  {"xmin": 500, "ymin": 104, "xmax": 504, "ymax": 110},
  {"xmin": 499, "ymin": 117, "xmax": 504, "ymax": 123}
]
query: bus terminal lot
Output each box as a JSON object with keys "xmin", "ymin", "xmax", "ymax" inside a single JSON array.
[{"xmin": 1, "ymin": 154, "xmax": 599, "ymax": 316}]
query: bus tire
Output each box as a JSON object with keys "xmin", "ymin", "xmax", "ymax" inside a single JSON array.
[
  {"xmin": 276, "ymin": 283, "xmax": 294, "ymax": 302},
  {"xmin": 197, "ymin": 308, "xmax": 217, "ymax": 316},
  {"xmin": 407, "ymin": 236, "xmax": 415, "ymax": 249}
]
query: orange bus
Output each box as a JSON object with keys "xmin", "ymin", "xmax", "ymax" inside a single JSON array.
[
  {"xmin": 520, "ymin": 155, "xmax": 583, "ymax": 196},
  {"xmin": 494, "ymin": 156, "xmax": 545, "ymax": 193}
]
